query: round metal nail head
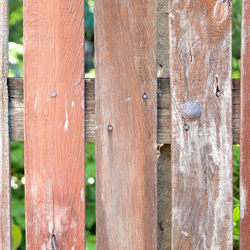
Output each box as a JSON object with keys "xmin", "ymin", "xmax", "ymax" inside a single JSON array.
[
  {"xmin": 50, "ymin": 91, "xmax": 57, "ymax": 98},
  {"xmin": 181, "ymin": 101, "xmax": 201, "ymax": 120}
]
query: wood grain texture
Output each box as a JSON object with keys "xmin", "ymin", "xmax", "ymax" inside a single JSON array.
[
  {"xmin": 95, "ymin": 0, "xmax": 157, "ymax": 249},
  {"xmin": 0, "ymin": 0, "xmax": 11, "ymax": 248},
  {"xmin": 169, "ymin": 0, "xmax": 233, "ymax": 248},
  {"xmin": 24, "ymin": 1, "xmax": 85, "ymax": 249},
  {"xmin": 157, "ymin": 144, "xmax": 171, "ymax": 250},
  {"xmin": 157, "ymin": 0, "xmax": 170, "ymax": 78},
  {"xmin": 8, "ymin": 78, "xmax": 241, "ymax": 144},
  {"xmin": 240, "ymin": 0, "xmax": 250, "ymax": 248},
  {"xmin": 8, "ymin": 78, "xmax": 23, "ymax": 142}
]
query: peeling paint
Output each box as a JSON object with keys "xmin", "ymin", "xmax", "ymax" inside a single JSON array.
[
  {"xmin": 124, "ymin": 97, "xmax": 132, "ymax": 102},
  {"xmin": 241, "ymin": 183, "xmax": 246, "ymax": 219},
  {"xmin": 48, "ymin": 221, "xmax": 53, "ymax": 234},
  {"xmin": 213, "ymin": 0, "xmax": 229, "ymax": 24},
  {"xmin": 81, "ymin": 188, "xmax": 84, "ymax": 202},
  {"xmin": 33, "ymin": 92, "xmax": 39, "ymax": 111},
  {"xmin": 64, "ymin": 101, "xmax": 69, "ymax": 131},
  {"xmin": 181, "ymin": 231, "xmax": 188, "ymax": 237}
]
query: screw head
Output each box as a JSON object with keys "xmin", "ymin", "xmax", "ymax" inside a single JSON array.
[
  {"xmin": 181, "ymin": 101, "xmax": 201, "ymax": 120},
  {"xmin": 50, "ymin": 91, "xmax": 57, "ymax": 98}
]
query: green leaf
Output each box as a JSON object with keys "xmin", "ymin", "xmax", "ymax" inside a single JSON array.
[
  {"xmin": 12, "ymin": 224, "xmax": 22, "ymax": 250},
  {"xmin": 86, "ymin": 202, "xmax": 96, "ymax": 230},
  {"xmin": 86, "ymin": 235, "xmax": 96, "ymax": 250},
  {"xmin": 233, "ymin": 205, "xmax": 240, "ymax": 222}
]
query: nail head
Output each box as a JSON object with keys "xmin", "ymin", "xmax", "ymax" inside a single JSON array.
[
  {"xmin": 142, "ymin": 93, "xmax": 148, "ymax": 100},
  {"xmin": 108, "ymin": 125, "xmax": 113, "ymax": 132},
  {"xmin": 50, "ymin": 91, "xmax": 57, "ymax": 98},
  {"xmin": 216, "ymin": 91, "xmax": 222, "ymax": 97},
  {"xmin": 181, "ymin": 101, "xmax": 201, "ymax": 120},
  {"xmin": 184, "ymin": 124, "xmax": 189, "ymax": 130}
]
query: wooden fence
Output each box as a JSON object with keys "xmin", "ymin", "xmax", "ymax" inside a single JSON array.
[{"xmin": 0, "ymin": 0, "xmax": 249, "ymax": 249}]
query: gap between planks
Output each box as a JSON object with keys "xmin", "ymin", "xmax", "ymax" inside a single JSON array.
[{"xmin": 8, "ymin": 77, "xmax": 240, "ymax": 144}]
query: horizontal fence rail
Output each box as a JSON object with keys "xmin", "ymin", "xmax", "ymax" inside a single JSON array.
[{"xmin": 8, "ymin": 77, "xmax": 240, "ymax": 144}]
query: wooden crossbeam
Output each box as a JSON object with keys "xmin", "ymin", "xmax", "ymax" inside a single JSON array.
[{"xmin": 8, "ymin": 77, "xmax": 240, "ymax": 144}]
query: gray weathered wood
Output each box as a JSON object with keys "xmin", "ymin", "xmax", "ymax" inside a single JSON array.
[
  {"xmin": 169, "ymin": 0, "xmax": 233, "ymax": 248},
  {"xmin": 8, "ymin": 78, "xmax": 240, "ymax": 144},
  {"xmin": 157, "ymin": 144, "xmax": 171, "ymax": 250},
  {"xmin": 0, "ymin": 0, "xmax": 11, "ymax": 248},
  {"xmin": 157, "ymin": 0, "xmax": 169, "ymax": 78}
]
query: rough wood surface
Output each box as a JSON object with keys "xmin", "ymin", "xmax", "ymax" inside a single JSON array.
[
  {"xmin": 24, "ymin": 1, "xmax": 85, "ymax": 249},
  {"xmin": 0, "ymin": 0, "xmax": 11, "ymax": 248},
  {"xmin": 169, "ymin": 1, "xmax": 233, "ymax": 248},
  {"xmin": 157, "ymin": 144, "xmax": 171, "ymax": 250},
  {"xmin": 8, "ymin": 77, "xmax": 240, "ymax": 144},
  {"xmin": 157, "ymin": 0, "xmax": 169, "ymax": 78},
  {"xmin": 240, "ymin": 0, "xmax": 250, "ymax": 248},
  {"xmin": 95, "ymin": 0, "xmax": 157, "ymax": 248}
]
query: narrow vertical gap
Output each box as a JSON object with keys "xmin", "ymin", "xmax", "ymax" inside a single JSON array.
[
  {"xmin": 232, "ymin": 0, "xmax": 241, "ymax": 249},
  {"xmin": 85, "ymin": 0, "xmax": 96, "ymax": 249},
  {"xmin": 9, "ymin": 0, "xmax": 25, "ymax": 249},
  {"xmin": 85, "ymin": 143, "xmax": 96, "ymax": 249}
]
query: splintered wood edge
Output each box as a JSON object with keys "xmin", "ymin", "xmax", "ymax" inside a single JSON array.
[{"xmin": 8, "ymin": 77, "xmax": 240, "ymax": 144}]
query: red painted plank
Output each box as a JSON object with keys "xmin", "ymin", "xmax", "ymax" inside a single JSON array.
[
  {"xmin": 169, "ymin": 0, "xmax": 233, "ymax": 248},
  {"xmin": 0, "ymin": 0, "xmax": 11, "ymax": 248},
  {"xmin": 240, "ymin": 0, "xmax": 250, "ymax": 248},
  {"xmin": 95, "ymin": 0, "xmax": 158, "ymax": 248},
  {"xmin": 24, "ymin": 1, "xmax": 85, "ymax": 248}
]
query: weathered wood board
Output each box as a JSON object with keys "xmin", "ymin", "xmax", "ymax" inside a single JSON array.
[
  {"xmin": 157, "ymin": 144, "xmax": 171, "ymax": 250},
  {"xmin": 8, "ymin": 77, "xmax": 240, "ymax": 144},
  {"xmin": 169, "ymin": 0, "xmax": 233, "ymax": 248},
  {"xmin": 23, "ymin": 1, "xmax": 85, "ymax": 248},
  {"xmin": 0, "ymin": 0, "xmax": 11, "ymax": 248},
  {"xmin": 95, "ymin": 0, "xmax": 158, "ymax": 248},
  {"xmin": 240, "ymin": 0, "xmax": 250, "ymax": 248}
]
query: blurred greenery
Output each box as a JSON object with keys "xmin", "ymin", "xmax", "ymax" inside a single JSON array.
[{"xmin": 9, "ymin": 0, "xmax": 241, "ymax": 249}]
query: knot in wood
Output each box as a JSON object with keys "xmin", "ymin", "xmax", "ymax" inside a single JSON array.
[{"xmin": 181, "ymin": 101, "xmax": 201, "ymax": 120}]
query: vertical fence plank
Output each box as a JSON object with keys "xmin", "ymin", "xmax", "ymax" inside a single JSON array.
[
  {"xmin": 169, "ymin": 1, "xmax": 233, "ymax": 248},
  {"xmin": 24, "ymin": 1, "xmax": 85, "ymax": 249},
  {"xmin": 0, "ymin": 0, "xmax": 11, "ymax": 248},
  {"xmin": 240, "ymin": 0, "xmax": 250, "ymax": 248},
  {"xmin": 95, "ymin": 0, "xmax": 157, "ymax": 249}
]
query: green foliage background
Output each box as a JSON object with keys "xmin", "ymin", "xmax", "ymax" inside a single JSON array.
[{"xmin": 9, "ymin": 0, "xmax": 241, "ymax": 249}]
